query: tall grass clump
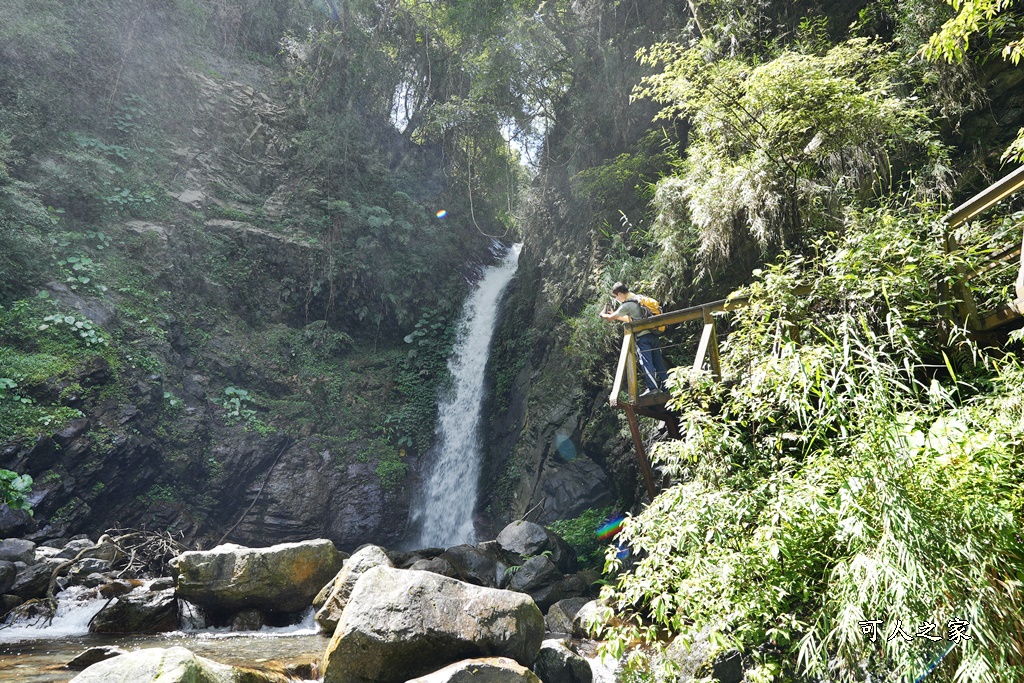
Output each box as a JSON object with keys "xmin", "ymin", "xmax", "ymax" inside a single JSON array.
[{"xmin": 594, "ymin": 201, "xmax": 1024, "ymax": 682}]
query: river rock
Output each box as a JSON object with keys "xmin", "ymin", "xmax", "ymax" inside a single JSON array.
[
  {"xmin": 571, "ymin": 601, "xmax": 615, "ymax": 639},
  {"xmin": 231, "ymin": 607, "xmax": 265, "ymax": 631},
  {"xmin": 89, "ymin": 587, "xmax": 178, "ymax": 634},
  {"xmin": 533, "ymin": 640, "xmax": 592, "ymax": 683},
  {"xmin": 322, "ymin": 566, "xmax": 544, "ymax": 683},
  {"xmin": 0, "ymin": 538, "xmax": 36, "ymax": 564},
  {"xmin": 70, "ymin": 646, "xmax": 233, "ymax": 683},
  {"xmin": 495, "ymin": 522, "xmax": 576, "ymax": 574},
  {"xmin": 507, "ymin": 555, "xmax": 564, "ymax": 610},
  {"xmin": 441, "ymin": 545, "xmax": 501, "ymax": 587},
  {"xmin": 171, "ymin": 539, "xmax": 343, "ymax": 614},
  {"xmin": 409, "ymin": 556, "xmax": 459, "ymax": 578},
  {"xmin": 10, "ymin": 560, "xmax": 60, "ymax": 600},
  {"xmin": 314, "ymin": 544, "xmax": 392, "ymax": 633},
  {"xmin": 544, "ymin": 598, "xmax": 590, "ymax": 635},
  {"xmin": 66, "ymin": 646, "xmax": 129, "ymax": 670},
  {"xmin": 57, "ymin": 538, "xmax": 96, "ymax": 559},
  {"xmin": 407, "ymin": 657, "xmax": 543, "ymax": 683},
  {"xmin": 0, "ymin": 560, "xmax": 16, "ymax": 594}
]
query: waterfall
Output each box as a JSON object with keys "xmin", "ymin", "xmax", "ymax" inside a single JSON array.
[{"xmin": 408, "ymin": 243, "xmax": 522, "ymax": 548}]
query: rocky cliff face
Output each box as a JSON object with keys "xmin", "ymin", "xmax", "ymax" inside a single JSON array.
[{"xmin": 0, "ymin": 68, "xmax": 478, "ymax": 551}]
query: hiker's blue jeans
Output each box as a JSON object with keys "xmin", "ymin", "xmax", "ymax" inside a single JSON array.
[{"xmin": 636, "ymin": 333, "xmax": 669, "ymax": 391}]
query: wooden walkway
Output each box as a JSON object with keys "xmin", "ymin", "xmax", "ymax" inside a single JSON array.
[{"xmin": 611, "ymin": 166, "xmax": 1024, "ymax": 498}]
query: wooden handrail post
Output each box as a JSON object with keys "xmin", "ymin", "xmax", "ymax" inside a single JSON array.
[
  {"xmin": 624, "ymin": 404, "xmax": 656, "ymax": 498},
  {"xmin": 626, "ymin": 335, "xmax": 639, "ymax": 403},
  {"xmin": 693, "ymin": 307, "xmax": 722, "ymax": 380},
  {"xmin": 1017, "ymin": 225, "xmax": 1024, "ymax": 305},
  {"xmin": 945, "ymin": 232, "xmax": 981, "ymax": 329},
  {"xmin": 609, "ymin": 330, "xmax": 633, "ymax": 408}
]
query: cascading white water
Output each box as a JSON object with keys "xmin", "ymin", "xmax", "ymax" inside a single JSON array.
[{"xmin": 409, "ymin": 243, "xmax": 522, "ymax": 548}]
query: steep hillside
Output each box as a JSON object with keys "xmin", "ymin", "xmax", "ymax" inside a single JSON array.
[{"xmin": 0, "ymin": 1, "xmax": 502, "ymax": 548}]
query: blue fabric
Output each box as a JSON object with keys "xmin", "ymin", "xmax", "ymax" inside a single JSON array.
[{"xmin": 635, "ymin": 333, "xmax": 669, "ymax": 391}]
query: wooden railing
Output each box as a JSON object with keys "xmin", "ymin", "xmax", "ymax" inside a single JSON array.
[
  {"xmin": 608, "ymin": 296, "xmax": 748, "ymax": 497},
  {"xmin": 943, "ymin": 165, "xmax": 1024, "ymax": 330},
  {"xmin": 611, "ymin": 166, "xmax": 1024, "ymax": 499}
]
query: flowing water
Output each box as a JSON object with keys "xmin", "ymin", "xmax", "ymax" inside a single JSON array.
[
  {"xmin": 408, "ymin": 243, "xmax": 522, "ymax": 548},
  {"xmin": 0, "ymin": 587, "xmax": 323, "ymax": 682}
]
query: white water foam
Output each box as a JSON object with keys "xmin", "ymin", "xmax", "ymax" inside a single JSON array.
[
  {"xmin": 0, "ymin": 586, "xmax": 108, "ymax": 643},
  {"xmin": 408, "ymin": 243, "xmax": 522, "ymax": 548}
]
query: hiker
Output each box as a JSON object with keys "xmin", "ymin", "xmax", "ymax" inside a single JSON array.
[{"xmin": 599, "ymin": 282, "xmax": 669, "ymax": 395}]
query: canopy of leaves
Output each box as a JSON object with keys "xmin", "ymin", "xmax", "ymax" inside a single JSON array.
[{"xmin": 636, "ymin": 38, "xmax": 948, "ymax": 271}]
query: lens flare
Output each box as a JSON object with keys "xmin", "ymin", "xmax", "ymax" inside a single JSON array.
[
  {"xmin": 436, "ymin": 209, "xmax": 448, "ymax": 219},
  {"xmin": 596, "ymin": 514, "xmax": 625, "ymax": 541}
]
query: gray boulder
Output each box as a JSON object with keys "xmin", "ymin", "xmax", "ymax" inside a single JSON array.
[
  {"xmin": 409, "ymin": 556, "xmax": 459, "ymax": 578},
  {"xmin": 69, "ymin": 646, "xmax": 234, "ymax": 683},
  {"xmin": 441, "ymin": 545, "xmax": 500, "ymax": 587},
  {"xmin": 407, "ymin": 658, "xmax": 543, "ymax": 683},
  {"xmin": 315, "ymin": 544, "xmax": 393, "ymax": 633},
  {"xmin": 57, "ymin": 538, "xmax": 95, "ymax": 559},
  {"xmin": 508, "ymin": 556, "xmax": 564, "ymax": 611},
  {"xmin": 10, "ymin": 559, "xmax": 61, "ymax": 600},
  {"xmin": 544, "ymin": 598, "xmax": 590, "ymax": 635},
  {"xmin": 533, "ymin": 640, "xmax": 592, "ymax": 683},
  {"xmin": 495, "ymin": 522, "xmax": 576, "ymax": 574},
  {"xmin": 68, "ymin": 645, "xmax": 292, "ymax": 683},
  {"xmin": 231, "ymin": 608, "xmax": 264, "ymax": 631},
  {"xmin": 171, "ymin": 539, "xmax": 343, "ymax": 614},
  {"xmin": 571, "ymin": 601, "xmax": 615, "ymax": 639},
  {"xmin": 89, "ymin": 587, "xmax": 178, "ymax": 634},
  {"xmin": 0, "ymin": 539, "xmax": 36, "ymax": 564},
  {"xmin": 0, "ymin": 560, "xmax": 16, "ymax": 594},
  {"xmin": 66, "ymin": 646, "xmax": 129, "ymax": 670},
  {"xmin": 322, "ymin": 567, "xmax": 544, "ymax": 683}
]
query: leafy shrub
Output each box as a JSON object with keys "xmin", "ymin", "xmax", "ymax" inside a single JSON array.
[
  {"xmin": 0, "ymin": 470, "xmax": 33, "ymax": 513},
  {"xmin": 547, "ymin": 506, "xmax": 615, "ymax": 568},
  {"xmin": 597, "ymin": 203, "xmax": 1024, "ymax": 682}
]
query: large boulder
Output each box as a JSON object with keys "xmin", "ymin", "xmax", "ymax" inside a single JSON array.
[
  {"xmin": 533, "ymin": 640, "xmax": 592, "ymax": 683},
  {"xmin": 69, "ymin": 646, "xmax": 291, "ymax": 683},
  {"xmin": 322, "ymin": 567, "xmax": 544, "ymax": 683},
  {"xmin": 69, "ymin": 646, "xmax": 236, "ymax": 683},
  {"xmin": 407, "ymin": 658, "xmax": 543, "ymax": 683},
  {"xmin": 495, "ymin": 522, "xmax": 576, "ymax": 574},
  {"xmin": 0, "ymin": 560, "xmax": 16, "ymax": 594},
  {"xmin": 10, "ymin": 559, "xmax": 62, "ymax": 600},
  {"xmin": 507, "ymin": 556, "xmax": 564, "ymax": 611},
  {"xmin": 171, "ymin": 540, "xmax": 343, "ymax": 614},
  {"xmin": 409, "ymin": 556, "xmax": 459, "ymax": 578},
  {"xmin": 315, "ymin": 545, "xmax": 392, "ymax": 633},
  {"xmin": 0, "ymin": 539, "xmax": 36, "ymax": 564},
  {"xmin": 441, "ymin": 545, "xmax": 500, "ymax": 588},
  {"xmin": 66, "ymin": 646, "xmax": 129, "ymax": 670},
  {"xmin": 544, "ymin": 598, "xmax": 590, "ymax": 635},
  {"xmin": 89, "ymin": 587, "xmax": 178, "ymax": 634}
]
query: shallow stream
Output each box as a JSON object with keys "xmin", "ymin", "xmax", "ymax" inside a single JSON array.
[{"xmin": 0, "ymin": 588, "xmax": 324, "ymax": 682}]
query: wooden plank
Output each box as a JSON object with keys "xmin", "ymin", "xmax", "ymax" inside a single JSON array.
[
  {"xmin": 978, "ymin": 303, "xmax": 1023, "ymax": 331},
  {"xmin": 694, "ymin": 321, "xmax": 714, "ymax": 373},
  {"xmin": 945, "ymin": 165, "xmax": 1024, "ymax": 228},
  {"xmin": 624, "ymin": 404, "xmax": 656, "ymax": 499},
  {"xmin": 947, "ymin": 233, "xmax": 981, "ymax": 329},
  {"xmin": 703, "ymin": 308, "xmax": 722, "ymax": 380},
  {"xmin": 1018, "ymin": 226, "xmax": 1024, "ymax": 302},
  {"xmin": 626, "ymin": 295, "xmax": 750, "ymax": 333},
  {"xmin": 609, "ymin": 330, "xmax": 633, "ymax": 408},
  {"xmin": 626, "ymin": 336, "xmax": 639, "ymax": 404}
]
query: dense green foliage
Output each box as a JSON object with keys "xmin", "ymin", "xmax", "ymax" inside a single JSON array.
[
  {"xmin": 596, "ymin": 199, "xmax": 1024, "ymax": 681},
  {"xmin": 547, "ymin": 505, "xmax": 616, "ymax": 568},
  {"xmin": 556, "ymin": 2, "xmax": 1024, "ymax": 681}
]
